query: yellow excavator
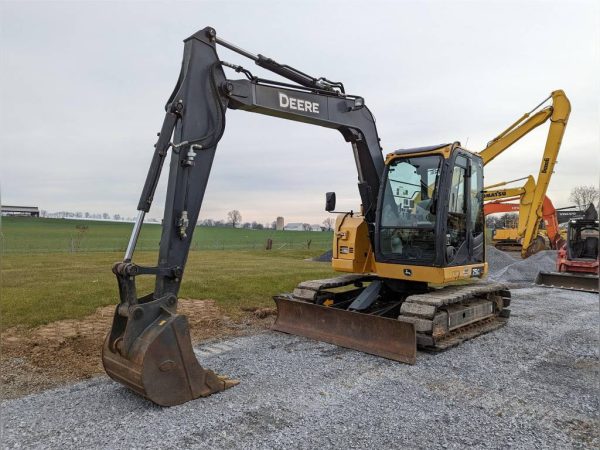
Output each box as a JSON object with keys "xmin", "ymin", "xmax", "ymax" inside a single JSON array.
[
  {"xmin": 481, "ymin": 90, "xmax": 571, "ymax": 258},
  {"xmin": 102, "ymin": 27, "xmax": 569, "ymax": 406},
  {"xmin": 485, "ymin": 177, "xmax": 566, "ymax": 256}
]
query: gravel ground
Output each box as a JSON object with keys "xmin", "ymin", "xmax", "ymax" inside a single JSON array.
[{"xmin": 1, "ymin": 287, "xmax": 598, "ymax": 449}]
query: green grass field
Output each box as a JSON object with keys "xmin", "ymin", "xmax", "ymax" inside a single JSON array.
[
  {"xmin": 1, "ymin": 217, "xmax": 333, "ymax": 253},
  {"xmin": 1, "ymin": 218, "xmax": 335, "ymax": 329}
]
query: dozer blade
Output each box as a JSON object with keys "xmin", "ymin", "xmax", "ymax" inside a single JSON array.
[
  {"xmin": 535, "ymin": 271, "xmax": 599, "ymax": 293},
  {"xmin": 273, "ymin": 296, "xmax": 416, "ymax": 364},
  {"xmin": 102, "ymin": 311, "xmax": 238, "ymax": 406}
]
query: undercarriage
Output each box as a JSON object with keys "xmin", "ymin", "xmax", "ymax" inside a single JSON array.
[{"xmin": 274, "ymin": 275, "xmax": 511, "ymax": 361}]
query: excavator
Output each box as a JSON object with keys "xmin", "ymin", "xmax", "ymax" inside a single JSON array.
[
  {"xmin": 479, "ymin": 91, "xmax": 571, "ymax": 258},
  {"xmin": 484, "ymin": 178, "xmax": 565, "ymax": 255},
  {"xmin": 101, "ymin": 27, "xmax": 569, "ymax": 406}
]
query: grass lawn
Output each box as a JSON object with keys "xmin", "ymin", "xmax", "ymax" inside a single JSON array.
[
  {"xmin": 1, "ymin": 217, "xmax": 336, "ymax": 329},
  {"xmin": 1, "ymin": 249, "xmax": 336, "ymax": 330}
]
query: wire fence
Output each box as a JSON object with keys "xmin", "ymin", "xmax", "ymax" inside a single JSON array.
[
  {"xmin": 0, "ymin": 218, "xmax": 334, "ymax": 255},
  {"xmin": 1, "ymin": 237, "xmax": 333, "ymax": 254}
]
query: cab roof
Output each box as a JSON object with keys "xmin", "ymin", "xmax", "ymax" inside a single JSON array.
[
  {"xmin": 386, "ymin": 142, "xmax": 481, "ymax": 164},
  {"xmin": 391, "ymin": 143, "xmax": 452, "ymax": 156}
]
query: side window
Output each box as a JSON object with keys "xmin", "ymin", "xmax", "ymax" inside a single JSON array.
[
  {"xmin": 470, "ymin": 160, "xmax": 484, "ymax": 234},
  {"xmin": 470, "ymin": 159, "xmax": 484, "ymax": 262},
  {"xmin": 449, "ymin": 165, "xmax": 466, "ymax": 214},
  {"xmin": 446, "ymin": 156, "xmax": 468, "ymax": 264}
]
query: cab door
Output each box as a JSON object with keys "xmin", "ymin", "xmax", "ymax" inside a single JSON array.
[
  {"xmin": 444, "ymin": 152, "xmax": 484, "ymax": 266},
  {"xmin": 468, "ymin": 157, "xmax": 485, "ymax": 264}
]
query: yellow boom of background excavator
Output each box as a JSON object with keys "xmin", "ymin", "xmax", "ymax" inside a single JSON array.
[{"xmin": 480, "ymin": 91, "xmax": 571, "ymax": 257}]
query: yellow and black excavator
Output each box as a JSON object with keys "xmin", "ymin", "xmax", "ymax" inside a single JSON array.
[
  {"xmin": 484, "ymin": 177, "xmax": 566, "ymax": 256},
  {"xmin": 480, "ymin": 90, "xmax": 571, "ymax": 258},
  {"xmin": 102, "ymin": 27, "xmax": 568, "ymax": 406}
]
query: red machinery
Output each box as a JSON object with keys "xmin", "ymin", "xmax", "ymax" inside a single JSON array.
[{"xmin": 536, "ymin": 204, "xmax": 599, "ymax": 293}]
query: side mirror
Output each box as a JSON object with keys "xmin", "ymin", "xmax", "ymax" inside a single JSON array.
[{"xmin": 325, "ymin": 192, "xmax": 336, "ymax": 212}]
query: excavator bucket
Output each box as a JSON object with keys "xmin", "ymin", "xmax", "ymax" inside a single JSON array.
[
  {"xmin": 272, "ymin": 296, "xmax": 417, "ymax": 364},
  {"xmin": 102, "ymin": 305, "xmax": 237, "ymax": 406},
  {"xmin": 535, "ymin": 271, "xmax": 599, "ymax": 294}
]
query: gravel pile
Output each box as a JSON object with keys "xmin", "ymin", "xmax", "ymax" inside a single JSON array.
[
  {"xmin": 489, "ymin": 250, "xmax": 557, "ymax": 283},
  {"xmin": 312, "ymin": 249, "xmax": 332, "ymax": 262},
  {"xmin": 2, "ymin": 287, "xmax": 598, "ymax": 449},
  {"xmin": 485, "ymin": 245, "xmax": 517, "ymax": 273}
]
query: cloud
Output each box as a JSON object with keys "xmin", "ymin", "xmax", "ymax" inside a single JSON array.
[{"xmin": 1, "ymin": 0, "xmax": 598, "ymax": 225}]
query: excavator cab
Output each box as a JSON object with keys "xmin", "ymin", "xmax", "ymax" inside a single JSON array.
[
  {"xmin": 565, "ymin": 219, "xmax": 599, "ymax": 261},
  {"xmin": 328, "ymin": 143, "xmax": 487, "ymax": 284},
  {"xmin": 376, "ymin": 145, "xmax": 485, "ymax": 269}
]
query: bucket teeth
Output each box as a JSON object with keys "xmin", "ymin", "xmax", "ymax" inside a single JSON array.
[
  {"xmin": 220, "ymin": 377, "xmax": 241, "ymax": 388},
  {"xmin": 217, "ymin": 373, "xmax": 240, "ymax": 387}
]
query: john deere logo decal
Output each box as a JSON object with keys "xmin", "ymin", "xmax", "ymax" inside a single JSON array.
[
  {"xmin": 471, "ymin": 267, "xmax": 483, "ymax": 278},
  {"xmin": 404, "ymin": 269, "xmax": 412, "ymax": 276}
]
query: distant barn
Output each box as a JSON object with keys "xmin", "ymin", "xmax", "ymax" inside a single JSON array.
[
  {"xmin": 283, "ymin": 222, "xmax": 305, "ymax": 231},
  {"xmin": 1, "ymin": 205, "xmax": 40, "ymax": 217}
]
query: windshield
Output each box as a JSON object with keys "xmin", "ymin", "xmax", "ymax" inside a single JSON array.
[
  {"xmin": 380, "ymin": 155, "xmax": 442, "ymax": 228},
  {"xmin": 379, "ymin": 155, "xmax": 443, "ymax": 263}
]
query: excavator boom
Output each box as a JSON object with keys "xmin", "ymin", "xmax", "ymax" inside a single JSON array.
[{"xmin": 479, "ymin": 91, "xmax": 571, "ymax": 257}]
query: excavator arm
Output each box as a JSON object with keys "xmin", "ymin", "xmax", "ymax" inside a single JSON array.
[
  {"xmin": 131, "ymin": 28, "xmax": 383, "ymax": 299},
  {"xmin": 103, "ymin": 27, "xmax": 386, "ymax": 406},
  {"xmin": 478, "ymin": 90, "xmax": 571, "ymax": 257},
  {"xmin": 483, "ymin": 178, "xmax": 565, "ymax": 252}
]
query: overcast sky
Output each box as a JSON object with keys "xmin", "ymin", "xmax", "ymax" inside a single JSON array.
[{"xmin": 1, "ymin": 0, "xmax": 598, "ymax": 225}]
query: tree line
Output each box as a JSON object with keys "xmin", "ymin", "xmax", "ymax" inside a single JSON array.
[
  {"xmin": 37, "ymin": 184, "xmax": 598, "ymax": 230},
  {"xmin": 199, "ymin": 210, "xmax": 336, "ymax": 231}
]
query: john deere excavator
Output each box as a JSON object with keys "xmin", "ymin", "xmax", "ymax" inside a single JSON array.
[{"xmin": 102, "ymin": 27, "xmax": 567, "ymax": 406}]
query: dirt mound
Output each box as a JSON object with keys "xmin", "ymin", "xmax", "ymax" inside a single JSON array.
[
  {"xmin": 13, "ymin": 299, "xmax": 221, "ymax": 344},
  {"xmin": 0, "ymin": 299, "xmax": 270, "ymax": 400}
]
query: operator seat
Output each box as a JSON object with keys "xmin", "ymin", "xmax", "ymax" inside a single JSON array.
[{"xmin": 580, "ymin": 236, "xmax": 598, "ymax": 259}]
